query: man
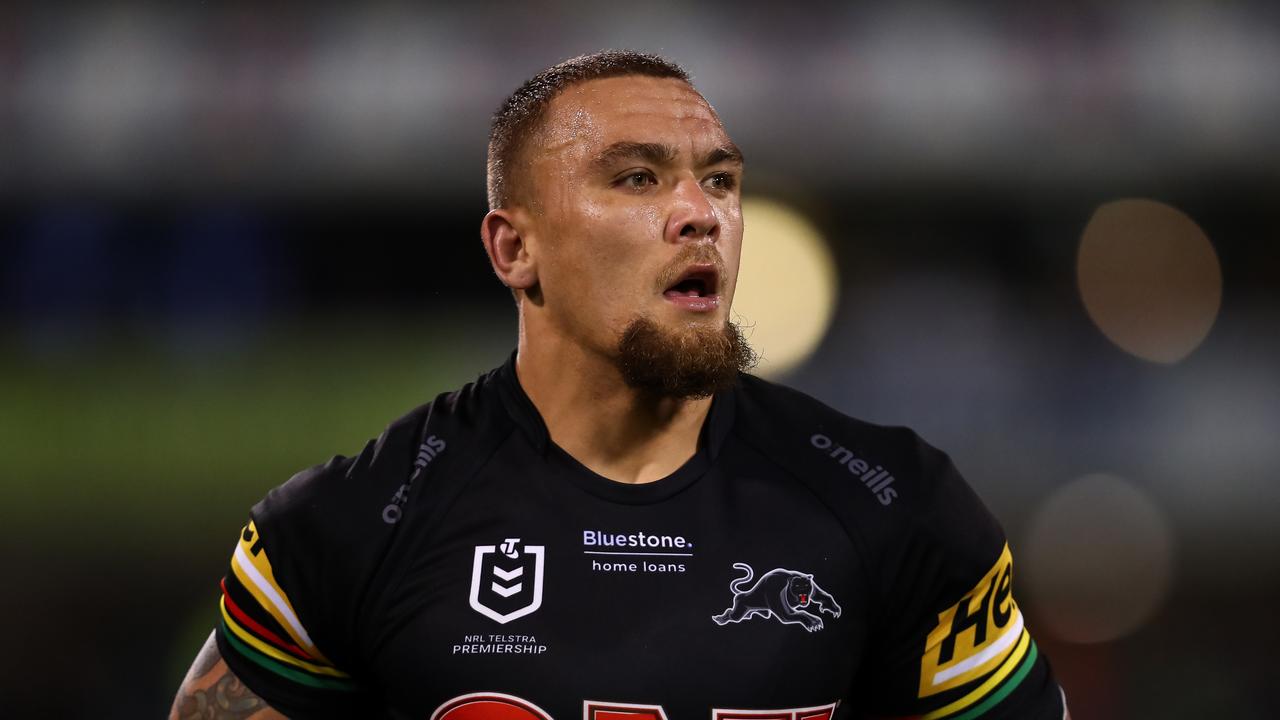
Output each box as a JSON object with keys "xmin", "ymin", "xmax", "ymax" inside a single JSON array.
[{"xmin": 171, "ymin": 51, "xmax": 1069, "ymax": 720}]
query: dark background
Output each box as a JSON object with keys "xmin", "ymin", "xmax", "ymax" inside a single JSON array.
[{"xmin": 1, "ymin": 2, "xmax": 1277, "ymax": 717}]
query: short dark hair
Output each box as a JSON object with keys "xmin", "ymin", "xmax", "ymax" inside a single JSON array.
[{"xmin": 486, "ymin": 50, "xmax": 691, "ymax": 210}]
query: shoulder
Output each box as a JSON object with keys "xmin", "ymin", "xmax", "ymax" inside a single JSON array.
[
  {"xmin": 732, "ymin": 373, "xmax": 949, "ymax": 512},
  {"xmin": 250, "ymin": 364, "xmax": 513, "ymax": 554},
  {"xmin": 217, "ymin": 365, "xmax": 517, "ymax": 677},
  {"xmin": 730, "ymin": 374, "xmax": 1003, "ymax": 567}
]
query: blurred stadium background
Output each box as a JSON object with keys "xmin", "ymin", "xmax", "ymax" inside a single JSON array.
[{"xmin": 1, "ymin": 2, "xmax": 1277, "ymax": 717}]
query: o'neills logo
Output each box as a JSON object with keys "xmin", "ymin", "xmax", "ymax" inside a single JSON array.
[
  {"xmin": 810, "ymin": 434, "xmax": 898, "ymax": 506},
  {"xmin": 383, "ymin": 434, "xmax": 447, "ymax": 524}
]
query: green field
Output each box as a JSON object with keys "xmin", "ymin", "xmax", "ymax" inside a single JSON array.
[{"xmin": 0, "ymin": 314, "xmax": 513, "ymax": 550}]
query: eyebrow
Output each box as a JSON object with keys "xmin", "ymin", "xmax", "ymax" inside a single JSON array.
[
  {"xmin": 699, "ymin": 143, "xmax": 745, "ymax": 168},
  {"xmin": 591, "ymin": 141, "xmax": 677, "ymax": 171},
  {"xmin": 590, "ymin": 141, "xmax": 745, "ymax": 171}
]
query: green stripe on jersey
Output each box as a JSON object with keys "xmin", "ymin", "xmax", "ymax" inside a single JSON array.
[
  {"xmin": 221, "ymin": 621, "xmax": 358, "ymax": 692},
  {"xmin": 949, "ymin": 641, "xmax": 1039, "ymax": 720}
]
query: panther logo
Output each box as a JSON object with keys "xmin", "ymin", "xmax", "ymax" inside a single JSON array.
[{"xmin": 712, "ymin": 563, "xmax": 842, "ymax": 632}]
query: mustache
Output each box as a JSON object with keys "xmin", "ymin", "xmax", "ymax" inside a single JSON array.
[{"xmin": 656, "ymin": 243, "xmax": 727, "ymax": 291}]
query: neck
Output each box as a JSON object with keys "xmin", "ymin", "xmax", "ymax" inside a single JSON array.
[{"xmin": 514, "ymin": 316, "xmax": 712, "ymax": 485}]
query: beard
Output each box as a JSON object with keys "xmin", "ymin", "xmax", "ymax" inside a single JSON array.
[{"xmin": 614, "ymin": 316, "xmax": 757, "ymax": 400}]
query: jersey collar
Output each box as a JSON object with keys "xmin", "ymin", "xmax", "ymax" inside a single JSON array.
[{"xmin": 494, "ymin": 350, "xmax": 737, "ymax": 463}]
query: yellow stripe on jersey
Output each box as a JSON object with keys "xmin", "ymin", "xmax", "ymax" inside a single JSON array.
[
  {"xmin": 919, "ymin": 543, "xmax": 1022, "ymax": 697},
  {"xmin": 220, "ymin": 596, "xmax": 352, "ymax": 678},
  {"xmin": 921, "ymin": 628, "xmax": 1030, "ymax": 719},
  {"xmin": 230, "ymin": 520, "xmax": 333, "ymax": 665}
]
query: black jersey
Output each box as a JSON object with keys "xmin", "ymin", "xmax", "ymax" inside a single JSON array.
[{"xmin": 214, "ymin": 354, "xmax": 1064, "ymax": 720}]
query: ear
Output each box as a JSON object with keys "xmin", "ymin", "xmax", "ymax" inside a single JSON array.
[{"xmin": 480, "ymin": 209, "xmax": 538, "ymax": 292}]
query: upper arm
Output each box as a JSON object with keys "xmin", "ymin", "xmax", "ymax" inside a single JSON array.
[
  {"xmin": 170, "ymin": 631, "xmax": 288, "ymax": 720},
  {"xmin": 868, "ymin": 543, "xmax": 1064, "ymax": 718},
  {"xmin": 860, "ymin": 445, "xmax": 1066, "ymax": 718}
]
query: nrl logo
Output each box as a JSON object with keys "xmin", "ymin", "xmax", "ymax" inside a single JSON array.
[
  {"xmin": 712, "ymin": 562, "xmax": 842, "ymax": 633},
  {"xmin": 469, "ymin": 538, "xmax": 545, "ymax": 624}
]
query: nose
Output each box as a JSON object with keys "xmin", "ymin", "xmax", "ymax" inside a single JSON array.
[{"xmin": 665, "ymin": 176, "xmax": 720, "ymax": 244}]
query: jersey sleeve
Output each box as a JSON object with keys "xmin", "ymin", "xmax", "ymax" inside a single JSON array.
[
  {"xmin": 216, "ymin": 515, "xmax": 367, "ymax": 716},
  {"xmin": 860, "ymin": 443, "xmax": 1065, "ymax": 720}
]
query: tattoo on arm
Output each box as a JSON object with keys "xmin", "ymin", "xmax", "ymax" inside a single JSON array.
[
  {"xmin": 175, "ymin": 672, "xmax": 268, "ymax": 720},
  {"xmin": 170, "ymin": 630, "xmax": 285, "ymax": 720}
]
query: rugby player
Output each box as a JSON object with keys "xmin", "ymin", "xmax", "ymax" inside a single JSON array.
[{"xmin": 171, "ymin": 51, "xmax": 1070, "ymax": 720}]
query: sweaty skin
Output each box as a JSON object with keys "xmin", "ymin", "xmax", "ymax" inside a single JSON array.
[{"xmin": 481, "ymin": 75, "xmax": 746, "ymax": 484}]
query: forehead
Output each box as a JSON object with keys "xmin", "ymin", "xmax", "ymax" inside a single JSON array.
[{"xmin": 536, "ymin": 75, "xmax": 729, "ymax": 161}]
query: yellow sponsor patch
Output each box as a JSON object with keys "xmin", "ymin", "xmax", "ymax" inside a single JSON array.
[{"xmin": 919, "ymin": 543, "xmax": 1023, "ymax": 698}]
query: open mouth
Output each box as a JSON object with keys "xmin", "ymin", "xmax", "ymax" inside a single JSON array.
[{"xmin": 663, "ymin": 264, "xmax": 720, "ymax": 300}]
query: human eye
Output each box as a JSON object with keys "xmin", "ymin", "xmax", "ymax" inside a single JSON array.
[
  {"xmin": 615, "ymin": 169, "xmax": 657, "ymax": 191},
  {"xmin": 704, "ymin": 171, "xmax": 739, "ymax": 193}
]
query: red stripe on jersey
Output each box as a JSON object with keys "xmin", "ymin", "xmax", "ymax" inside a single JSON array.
[{"xmin": 221, "ymin": 577, "xmax": 316, "ymax": 661}]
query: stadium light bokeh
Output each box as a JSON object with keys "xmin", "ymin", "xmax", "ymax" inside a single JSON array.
[
  {"xmin": 734, "ymin": 197, "xmax": 838, "ymax": 378},
  {"xmin": 1077, "ymin": 199, "xmax": 1222, "ymax": 364},
  {"xmin": 1023, "ymin": 473, "xmax": 1176, "ymax": 645}
]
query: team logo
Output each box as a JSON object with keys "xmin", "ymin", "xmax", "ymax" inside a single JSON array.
[
  {"xmin": 712, "ymin": 563, "xmax": 841, "ymax": 632},
  {"xmin": 470, "ymin": 538, "xmax": 546, "ymax": 625}
]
